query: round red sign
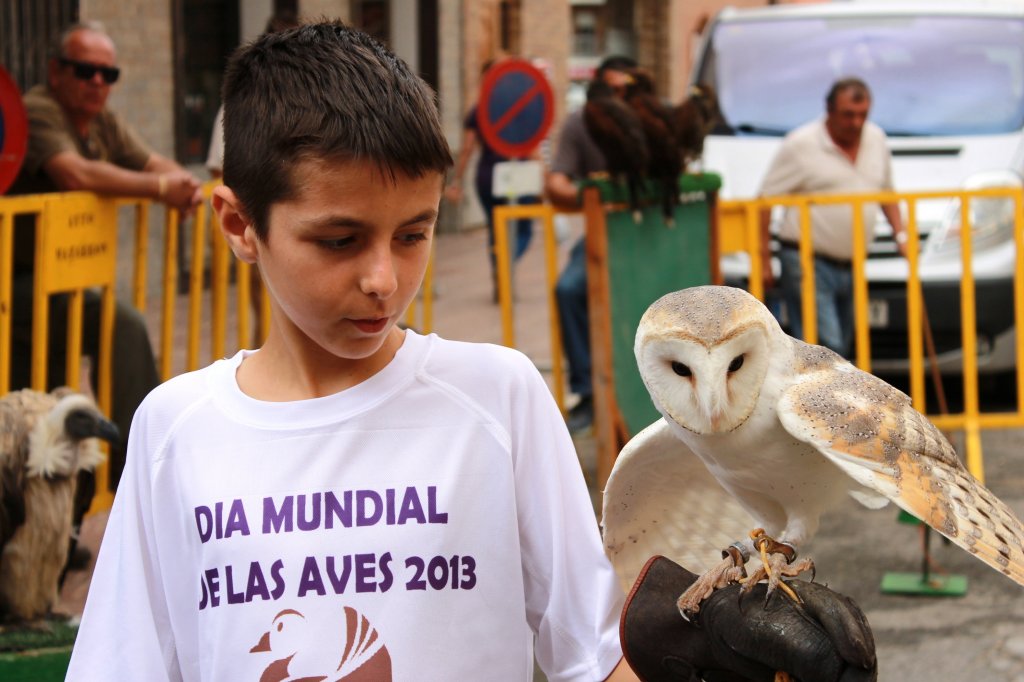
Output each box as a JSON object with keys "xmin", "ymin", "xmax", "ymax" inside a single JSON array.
[
  {"xmin": 0, "ymin": 66, "xmax": 28, "ymax": 195},
  {"xmin": 477, "ymin": 59, "xmax": 554, "ymax": 159}
]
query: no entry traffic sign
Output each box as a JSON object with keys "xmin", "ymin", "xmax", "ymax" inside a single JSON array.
[
  {"xmin": 477, "ymin": 59, "xmax": 554, "ymax": 159},
  {"xmin": 0, "ymin": 66, "xmax": 27, "ymax": 195}
]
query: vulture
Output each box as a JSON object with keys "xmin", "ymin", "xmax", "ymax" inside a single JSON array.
[
  {"xmin": 673, "ymin": 82, "xmax": 724, "ymax": 172},
  {"xmin": 623, "ymin": 68, "xmax": 683, "ymax": 225},
  {"xmin": 583, "ymin": 76, "xmax": 650, "ymax": 221},
  {"xmin": 0, "ymin": 388, "xmax": 117, "ymax": 623}
]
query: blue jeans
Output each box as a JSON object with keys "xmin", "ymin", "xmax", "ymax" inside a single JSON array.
[
  {"xmin": 476, "ymin": 184, "xmax": 536, "ymax": 272},
  {"xmin": 555, "ymin": 238, "xmax": 591, "ymax": 397},
  {"xmin": 777, "ymin": 246, "xmax": 853, "ymax": 357}
]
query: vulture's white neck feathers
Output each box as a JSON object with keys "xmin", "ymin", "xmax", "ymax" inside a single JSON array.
[{"xmin": 26, "ymin": 394, "xmax": 105, "ymax": 479}]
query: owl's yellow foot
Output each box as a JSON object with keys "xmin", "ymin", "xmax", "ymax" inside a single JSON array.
[
  {"xmin": 740, "ymin": 528, "xmax": 814, "ymax": 606},
  {"xmin": 676, "ymin": 544, "xmax": 748, "ymax": 618}
]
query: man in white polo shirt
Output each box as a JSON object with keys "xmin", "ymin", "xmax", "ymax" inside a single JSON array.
[{"xmin": 758, "ymin": 77, "xmax": 906, "ymax": 357}]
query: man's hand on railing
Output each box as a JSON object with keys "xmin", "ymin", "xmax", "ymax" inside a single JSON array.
[{"xmin": 160, "ymin": 170, "xmax": 203, "ymax": 216}]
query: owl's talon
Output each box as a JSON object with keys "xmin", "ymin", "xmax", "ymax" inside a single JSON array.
[
  {"xmin": 747, "ymin": 554, "xmax": 814, "ymax": 606},
  {"xmin": 677, "ymin": 552, "xmax": 748, "ymax": 617},
  {"xmin": 739, "ymin": 530, "xmax": 814, "ymax": 607}
]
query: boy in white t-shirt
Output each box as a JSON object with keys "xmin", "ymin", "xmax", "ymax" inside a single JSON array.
[{"xmin": 67, "ymin": 22, "xmax": 873, "ymax": 681}]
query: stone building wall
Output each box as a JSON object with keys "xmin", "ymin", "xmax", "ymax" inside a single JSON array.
[
  {"xmin": 299, "ymin": 0, "xmax": 351, "ymax": 23},
  {"xmin": 520, "ymin": 0, "xmax": 570, "ymax": 130},
  {"xmin": 82, "ymin": 0, "xmax": 176, "ymax": 158},
  {"xmin": 667, "ymin": 0, "xmax": 772, "ymax": 101}
]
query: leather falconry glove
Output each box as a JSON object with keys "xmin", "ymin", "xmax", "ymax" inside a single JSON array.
[{"xmin": 620, "ymin": 556, "xmax": 877, "ymax": 682}]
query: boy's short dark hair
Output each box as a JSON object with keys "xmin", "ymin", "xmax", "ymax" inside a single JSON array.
[{"xmin": 221, "ymin": 21, "xmax": 453, "ymax": 239}]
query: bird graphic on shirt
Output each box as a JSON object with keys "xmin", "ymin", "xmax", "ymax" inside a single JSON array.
[
  {"xmin": 0, "ymin": 388, "xmax": 116, "ymax": 622},
  {"xmin": 250, "ymin": 606, "xmax": 392, "ymax": 681},
  {"xmin": 602, "ymin": 285, "xmax": 1024, "ymax": 616},
  {"xmin": 583, "ymin": 75, "xmax": 650, "ymax": 221}
]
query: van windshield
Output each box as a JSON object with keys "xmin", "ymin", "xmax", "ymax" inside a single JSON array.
[{"xmin": 700, "ymin": 14, "xmax": 1024, "ymax": 136}]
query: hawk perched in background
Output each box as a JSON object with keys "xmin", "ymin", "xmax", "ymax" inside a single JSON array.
[
  {"xmin": 623, "ymin": 69, "xmax": 683, "ymax": 226},
  {"xmin": 584, "ymin": 74, "xmax": 723, "ymax": 223},
  {"xmin": 0, "ymin": 388, "xmax": 117, "ymax": 623},
  {"xmin": 674, "ymin": 83, "xmax": 723, "ymax": 172},
  {"xmin": 603, "ymin": 286, "xmax": 1024, "ymax": 615},
  {"xmin": 583, "ymin": 76, "xmax": 650, "ymax": 220}
]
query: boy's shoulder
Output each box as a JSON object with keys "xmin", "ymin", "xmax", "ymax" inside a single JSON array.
[
  {"xmin": 415, "ymin": 332, "xmax": 549, "ymax": 418},
  {"xmin": 418, "ymin": 332, "xmax": 535, "ymax": 378},
  {"xmin": 135, "ymin": 354, "xmax": 236, "ymax": 424}
]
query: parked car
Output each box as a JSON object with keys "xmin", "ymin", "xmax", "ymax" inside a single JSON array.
[{"xmin": 695, "ymin": 1, "xmax": 1024, "ymax": 377}]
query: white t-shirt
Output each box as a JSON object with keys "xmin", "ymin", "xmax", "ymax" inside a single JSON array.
[
  {"xmin": 67, "ymin": 331, "xmax": 624, "ymax": 681},
  {"xmin": 758, "ymin": 118, "xmax": 894, "ymax": 261}
]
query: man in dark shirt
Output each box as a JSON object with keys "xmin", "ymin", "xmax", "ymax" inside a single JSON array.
[{"xmin": 544, "ymin": 55, "xmax": 636, "ymax": 433}]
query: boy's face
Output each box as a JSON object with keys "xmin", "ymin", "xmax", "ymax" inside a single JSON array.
[{"xmin": 256, "ymin": 157, "xmax": 442, "ymax": 371}]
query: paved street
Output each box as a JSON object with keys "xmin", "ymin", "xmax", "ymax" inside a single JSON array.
[{"xmin": 61, "ymin": 219, "xmax": 1024, "ymax": 681}]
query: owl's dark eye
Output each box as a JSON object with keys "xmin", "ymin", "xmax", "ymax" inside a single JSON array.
[
  {"xmin": 728, "ymin": 355, "xmax": 744, "ymax": 373},
  {"xmin": 671, "ymin": 361, "xmax": 692, "ymax": 377}
]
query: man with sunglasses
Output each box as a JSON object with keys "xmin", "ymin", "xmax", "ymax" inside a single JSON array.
[
  {"xmin": 7, "ymin": 21, "xmax": 202, "ymax": 574},
  {"xmin": 12, "ymin": 21, "xmax": 201, "ymax": 208}
]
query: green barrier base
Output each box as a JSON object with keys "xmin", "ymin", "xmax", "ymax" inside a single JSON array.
[
  {"xmin": 880, "ymin": 571, "xmax": 968, "ymax": 596},
  {"xmin": 882, "ymin": 510, "xmax": 966, "ymax": 596},
  {"xmin": 0, "ymin": 621, "xmax": 76, "ymax": 681},
  {"xmin": 0, "ymin": 648, "xmax": 72, "ymax": 681},
  {"xmin": 897, "ymin": 510, "xmax": 922, "ymax": 525}
]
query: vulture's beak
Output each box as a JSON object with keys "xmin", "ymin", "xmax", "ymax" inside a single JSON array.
[{"xmin": 65, "ymin": 409, "xmax": 120, "ymax": 445}]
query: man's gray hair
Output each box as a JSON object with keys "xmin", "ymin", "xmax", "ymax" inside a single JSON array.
[{"xmin": 52, "ymin": 21, "xmax": 110, "ymax": 58}]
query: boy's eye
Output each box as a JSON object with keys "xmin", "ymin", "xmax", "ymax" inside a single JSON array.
[
  {"xmin": 398, "ymin": 232, "xmax": 429, "ymax": 245},
  {"xmin": 318, "ymin": 236, "xmax": 356, "ymax": 250}
]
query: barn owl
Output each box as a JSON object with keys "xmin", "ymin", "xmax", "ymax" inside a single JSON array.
[{"xmin": 602, "ymin": 285, "xmax": 1024, "ymax": 615}]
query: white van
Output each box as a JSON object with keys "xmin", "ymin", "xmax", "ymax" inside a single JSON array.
[{"xmin": 696, "ymin": 1, "xmax": 1024, "ymax": 376}]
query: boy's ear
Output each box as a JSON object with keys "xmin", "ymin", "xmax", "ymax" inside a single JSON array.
[{"xmin": 213, "ymin": 185, "xmax": 259, "ymax": 264}]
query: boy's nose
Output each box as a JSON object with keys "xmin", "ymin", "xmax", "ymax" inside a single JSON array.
[{"xmin": 358, "ymin": 248, "xmax": 398, "ymax": 298}]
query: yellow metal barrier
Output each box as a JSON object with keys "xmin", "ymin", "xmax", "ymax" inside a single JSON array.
[
  {"xmin": 1, "ymin": 182, "xmax": 436, "ymax": 512},
  {"xmin": 0, "ymin": 192, "xmax": 118, "ymax": 508},
  {"xmin": 719, "ymin": 186, "xmax": 1024, "ymax": 483},
  {"xmin": 492, "ymin": 203, "xmax": 571, "ymax": 415}
]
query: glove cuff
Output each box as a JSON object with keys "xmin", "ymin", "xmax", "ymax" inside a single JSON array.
[
  {"xmin": 618, "ymin": 555, "xmax": 660, "ymax": 677},
  {"xmin": 620, "ymin": 556, "xmax": 718, "ymax": 681}
]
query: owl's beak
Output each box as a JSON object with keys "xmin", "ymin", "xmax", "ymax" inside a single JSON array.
[{"xmin": 696, "ymin": 385, "xmax": 728, "ymax": 431}]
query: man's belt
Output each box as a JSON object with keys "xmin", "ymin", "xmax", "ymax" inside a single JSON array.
[{"xmin": 777, "ymin": 240, "xmax": 851, "ymax": 269}]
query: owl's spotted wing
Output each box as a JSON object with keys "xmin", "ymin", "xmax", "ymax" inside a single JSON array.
[
  {"xmin": 601, "ymin": 418, "xmax": 755, "ymax": 592},
  {"xmin": 778, "ymin": 364, "xmax": 1024, "ymax": 587}
]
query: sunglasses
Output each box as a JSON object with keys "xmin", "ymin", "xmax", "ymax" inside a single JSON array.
[{"xmin": 59, "ymin": 57, "xmax": 120, "ymax": 84}]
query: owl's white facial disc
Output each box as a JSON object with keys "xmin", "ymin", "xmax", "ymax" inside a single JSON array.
[
  {"xmin": 635, "ymin": 286, "xmax": 776, "ymax": 435},
  {"xmin": 638, "ymin": 327, "xmax": 770, "ymax": 434}
]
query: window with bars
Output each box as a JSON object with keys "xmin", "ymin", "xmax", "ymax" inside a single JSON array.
[{"xmin": 0, "ymin": 0, "xmax": 80, "ymax": 94}]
